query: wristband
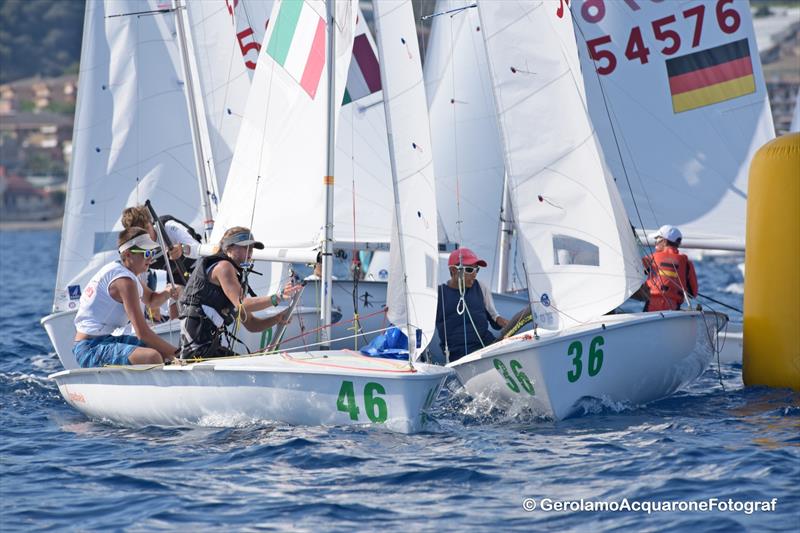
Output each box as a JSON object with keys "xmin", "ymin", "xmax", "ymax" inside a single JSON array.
[{"xmin": 271, "ymin": 294, "xmax": 279, "ymax": 307}]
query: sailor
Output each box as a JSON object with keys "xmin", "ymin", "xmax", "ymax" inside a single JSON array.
[
  {"xmin": 642, "ymin": 225, "xmax": 698, "ymax": 312},
  {"xmin": 435, "ymin": 248, "xmax": 509, "ymax": 362},
  {"xmin": 72, "ymin": 227, "xmax": 180, "ymax": 367},
  {"xmin": 121, "ymin": 205, "xmax": 202, "ymax": 286},
  {"xmin": 178, "ymin": 226, "xmax": 301, "ymax": 359}
]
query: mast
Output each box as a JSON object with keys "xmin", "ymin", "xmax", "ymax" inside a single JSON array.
[
  {"xmin": 496, "ymin": 171, "xmax": 513, "ymax": 293},
  {"xmin": 173, "ymin": 0, "xmax": 220, "ymax": 241},
  {"xmin": 320, "ymin": 0, "xmax": 336, "ymax": 349}
]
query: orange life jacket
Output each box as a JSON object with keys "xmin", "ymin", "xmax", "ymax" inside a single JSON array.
[{"xmin": 643, "ymin": 247, "xmax": 697, "ymax": 312}]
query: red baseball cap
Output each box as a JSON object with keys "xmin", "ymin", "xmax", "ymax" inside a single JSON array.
[{"xmin": 448, "ymin": 247, "xmax": 487, "ymax": 267}]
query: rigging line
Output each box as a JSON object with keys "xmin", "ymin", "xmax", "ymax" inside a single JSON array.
[
  {"xmin": 570, "ymin": 15, "xmax": 651, "ymax": 247},
  {"xmin": 697, "ymin": 292, "xmax": 742, "ymax": 314},
  {"xmin": 349, "ymin": 99, "xmax": 364, "ymax": 349},
  {"xmin": 449, "ymin": 10, "xmax": 465, "ymax": 249}
]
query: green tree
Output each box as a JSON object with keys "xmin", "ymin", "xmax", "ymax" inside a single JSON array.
[{"xmin": 0, "ymin": 0, "xmax": 85, "ymax": 83}]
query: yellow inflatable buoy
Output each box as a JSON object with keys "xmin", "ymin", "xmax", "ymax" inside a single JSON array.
[{"xmin": 743, "ymin": 132, "xmax": 800, "ymax": 390}]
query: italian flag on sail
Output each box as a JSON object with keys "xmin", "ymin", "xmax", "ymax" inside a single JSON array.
[{"xmin": 266, "ymin": 1, "xmax": 326, "ymax": 99}]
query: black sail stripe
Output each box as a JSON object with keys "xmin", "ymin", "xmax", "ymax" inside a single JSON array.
[{"xmin": 666, "ymin": 38, "xmax": 750, "ymax": 77}]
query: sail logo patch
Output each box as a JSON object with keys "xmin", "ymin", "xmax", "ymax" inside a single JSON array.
[
  {"xmin": 67, "ymin": 285, "xmax": 81, "ymax": 300},
  {"xmin": 666, "ymin": 38, "xmax": 755, "ymax": 113},
  {"xmin": 540, "ymin": 294, "xmax": 551, "ymax": 307}
]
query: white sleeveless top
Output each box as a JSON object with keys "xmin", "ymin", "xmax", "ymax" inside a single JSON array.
[{"xmin": 74, "ymin": 261, "xmax": 143, "ymax": 336}]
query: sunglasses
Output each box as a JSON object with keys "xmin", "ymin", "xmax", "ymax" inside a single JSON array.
[
  {"xmin": 129, "ymin": 247, "xmax": 160, "ymax": 259},
  {"xmin": 457, "ymin": 266, "xmax": 479, "ymax": 274}
]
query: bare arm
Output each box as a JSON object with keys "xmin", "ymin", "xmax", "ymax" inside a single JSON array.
[
  {"xmin": 141, "ymin": 283, "xmax": 179, "ymax": 308},
  {"xmin": 111, "ymin": 278, "xmax": 178, "ymax": 358},
  {"xmin": 213, "ymin": 263, "xmax": 300, "ymax": 320}
]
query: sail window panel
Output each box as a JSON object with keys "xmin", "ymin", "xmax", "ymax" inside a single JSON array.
[{"xmin": 552, "ymin": 234, "xmax": 599, "ymax": 266}]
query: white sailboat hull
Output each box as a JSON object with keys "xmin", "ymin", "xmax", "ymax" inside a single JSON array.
[
  {"xmin": 51, "ymin": 352, "xmax": 452, "ymax": 434},
  {"xmin": 42, "ymin": 279, "xmax": 528, "ymax": 369},
  {"xmin": 448, "ymin": 311, "xmax": 725, "ymax": 420},
  {"xmin": 41, "ymin": 306, "xmax": 320, "ymax": 370}
]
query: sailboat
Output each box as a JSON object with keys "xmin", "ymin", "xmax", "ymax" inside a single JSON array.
[
  {"xmin": 421, "ymin": 0, "xmax": 531, "ymax": 361},
  {"xmin": 39, "ymin": 0, "xmax": 320, "ymax": 369},
  {"xmin": 572, "ymin": 0, "xmax": 775, "ymax": 363},
  {"xmin": 446, "ymin": 0, "xmax": 727, "ymax": 420},
  {"xmin": 48, "ymin": 0, "xmax": 451, "ymax": 433}
]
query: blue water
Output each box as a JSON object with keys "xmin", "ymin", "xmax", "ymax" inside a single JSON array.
[{"xmin": 1, "ymin": 229, "xmax": 797, "ymax": 531}]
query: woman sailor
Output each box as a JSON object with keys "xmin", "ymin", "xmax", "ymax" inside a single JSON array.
[
  {"xmin": 73, "ymin": 227, "xmax": 180, "ymax": 367},
  {"xmin": 178, "ymin": 227, "xmax": 300, "ymax": 359}
]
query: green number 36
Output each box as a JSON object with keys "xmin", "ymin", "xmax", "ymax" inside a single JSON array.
[
  {"xmin": 567, "ymin": 335, "xmax": 604, "ymax": 382},
  {"xmin": 493, "ymin": 359, "xmax": 535, "ymax": 395}
]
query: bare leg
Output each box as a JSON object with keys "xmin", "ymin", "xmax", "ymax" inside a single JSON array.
[{"xmin": 128, "ymin": 347, "xmax": 164, "ymax": 365}]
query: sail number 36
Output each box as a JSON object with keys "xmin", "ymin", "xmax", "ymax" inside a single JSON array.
[
  {"xmin": 337, "ymin": 381, "xmax": 388, "ymax": 423},
  {"xmin": 567, "ymin": 336, "xmax": 604, "ymax": 382},
  {"xmin": 493, "ymin": 359, "xmax": 535, "ymax": 395}
]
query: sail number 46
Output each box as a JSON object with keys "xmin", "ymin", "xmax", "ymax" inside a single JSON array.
[
  {"xmin": 567, "ymin": 336, "xmax": 604, "ymax": 382},
  {"xmin": 337, "ymin": 381, "xmax": 388, "ymax": 423}
]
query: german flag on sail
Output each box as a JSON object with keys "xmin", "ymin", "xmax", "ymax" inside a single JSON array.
[{"xmin": 666, "ymin": 39, "xmax": 755, "ymax": 113}]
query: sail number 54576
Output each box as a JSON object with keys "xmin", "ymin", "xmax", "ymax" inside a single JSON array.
[{"xmin": 567, "ymin": 335, "xmax": 605, "ymax": 382}]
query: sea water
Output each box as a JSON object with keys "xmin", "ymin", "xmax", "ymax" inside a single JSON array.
[{"xmin": 1, "ymin": 229, "xmax": 797, "ymax": 531}]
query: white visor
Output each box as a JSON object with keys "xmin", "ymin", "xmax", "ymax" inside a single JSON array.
[{"xmin": 118, "ymin": 233, "xmax": 160, "ymax": 253}]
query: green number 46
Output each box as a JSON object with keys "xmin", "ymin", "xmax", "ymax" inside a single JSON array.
[{"xmin": 337, "ymin": 381, "xmax": 388, "ymax": 423}]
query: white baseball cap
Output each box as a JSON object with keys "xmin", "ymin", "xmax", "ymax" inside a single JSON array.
[{"xmin": 650, "ymin": 224, "xmax": 682, "ymax": 243}]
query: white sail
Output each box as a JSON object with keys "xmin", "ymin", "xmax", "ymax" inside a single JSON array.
[
  {"xmin": 227, "ymin": 0, "xmax": 275, "ymax": 79},
  {"xmin": 53, "ymin": 0, "xmax": 211, "ymax": 313},
  {"xmin": 185, "ymin": 0, "xmax": 253, "ymax": 197},
  {"xmin": 212, "ymin": 0, "xmax": 358, "ymax": 249},
  {"xmin": 791, "ymin": 90, "xmax": 800, "ymax": 133},
  {"xmin": 424, "ymin": 0, "xmax": 507, "ymax": 287},
  {"xmin": 573, "ymin": 0, "xmax": 774, "ymax": 249},
  {"xmin": 333, "ymin": 12, "xmax": 393, "ymax": 246},
  {"xmin": 478, "ymin": 0, "xmax": 644, "ymax": 330},
  {"xmin": 374, "ymin": 0, "xmax": 439, "ymax": 355},
  {"xmin": 223, "ymin": 1, "xmax": 393, "ymax": 247}
]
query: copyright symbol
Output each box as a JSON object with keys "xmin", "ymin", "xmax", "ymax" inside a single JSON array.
[{"xmin": 522, "ymin": 498, "xmax": 536, "ymax": 512}]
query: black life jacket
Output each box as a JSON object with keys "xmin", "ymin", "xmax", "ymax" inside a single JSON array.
[{"xmin": 179, "ymin": 252, "xmax": 244, "ymax": 322}]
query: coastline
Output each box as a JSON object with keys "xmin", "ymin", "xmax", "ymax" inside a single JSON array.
[{"xmin": 0, "ymin": 218, "xmax": 62, "ymax": 231}]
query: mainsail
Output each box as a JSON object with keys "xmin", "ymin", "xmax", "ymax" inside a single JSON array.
[
  {"xmin": 53, "ymin": 0, "xmax": 230, "ymax": 312},
  {"xmin": 185, "ymin": 1, "xmax": 252, "ymax": 197},
  {"xmin": 424, "ymin": 0, "xmax": 507, "ymax": 287},
  {"xmin": 211, "ymin": 0, "xmax": 358, "ymax": 249},
  {"xmin": 572, "ymin": 0, "xmax": 774, "ymax": 249},
  {"xmin": 222, "ymin": 0, "xmax": 394, "ymax": 247},
  {"xmin": 374, "ymin": 0, "xmax": 440, "ymax": 355},
  {"xmin": 478, "ymin": 0, "xmax": 644, "ymax": 330}
]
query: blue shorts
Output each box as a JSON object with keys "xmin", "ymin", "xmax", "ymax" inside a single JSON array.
[{"xmin": 73, "ymin": 335, "xmax": 145, "ymax": 368}]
